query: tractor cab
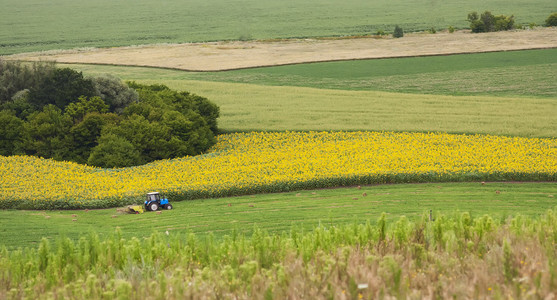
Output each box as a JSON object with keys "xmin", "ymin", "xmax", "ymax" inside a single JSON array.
[{"xmin": 145, "ymin": 192, "xmax": 173, "ymax": 211}]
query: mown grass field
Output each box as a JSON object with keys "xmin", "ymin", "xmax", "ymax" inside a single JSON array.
[
  {"xmin": 1, "ymin": 182, "xmax": 556, "ymax": 250},
  {"xmin": 68, "ymin": 48, "xmax": 557, "ymax": 98},
  {"xmin": 1, "ymin": 0, "xmax": 555, "ymax": 55},
  {"xmin": 188, "ymin": 49, "xmax": 557, "ymax": 97},
  {"xmin": 67, "ymin": 49, "xmax": 557, "ymax": 136}
]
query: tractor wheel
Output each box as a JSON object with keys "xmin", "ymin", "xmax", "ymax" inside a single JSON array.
[
  {"xmin": 165, "ymin": 204, "xmax": 173, "ymax": 210},
  {"xmin": 149, "ymin": 202, "xmax": 159, "ymax": 211}
]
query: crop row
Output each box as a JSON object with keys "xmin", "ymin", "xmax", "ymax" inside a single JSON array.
[
  {"xmin": 1, "ymin": 131, "xmax": 556, "ymax": 209},
  {"xmin": 1, "ymin": 209, "xmax": 556, "ymax": 299}
]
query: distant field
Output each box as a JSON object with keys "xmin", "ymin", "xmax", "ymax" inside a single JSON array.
[
  {"xmin": 191, "ymin": 49, "xmax": 557, "ymax": 97},
  {"xmin": 11, "ymin": 29, "xmax": 557, "ymax": 72},
  {"xmin": 1, "ymin": 182, "xmax": 555, "ymax": 249},
  {"xmin": 1, "ymin": 0, "xmax": 555, "ymax": 54},
  {"xmin": 67, "ymin": 48, "xmax": 557, "ymax": 98},
  {"xmin": 70, "ymin": 62, "xmax": 557, "ymax": 136}
]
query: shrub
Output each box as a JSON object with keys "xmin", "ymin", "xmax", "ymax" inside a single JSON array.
[
  {"xmin": 393, "ymin": 25, "xmax": 404, "ymax": 38},
  {"xmin": 428, "ymin": 27, "xmax": 436, "ymax": 34},
  {"xmin": 546, "ymin": 12, "xmax": 557, "ymax": 27},
  {"xmin": 376, "ymin": 30, "xmax": 386, "ymax": 36},
  {"xmin": 467, "ymin": 11, "xmax": 515, "ymax": 33},
  {"xmin": 90, "ymin": 75, "xmax": 139, "ymax": 114},
  {"xmin": 448, "ymin": 26, "xmax": 455, "ymax": 33}
]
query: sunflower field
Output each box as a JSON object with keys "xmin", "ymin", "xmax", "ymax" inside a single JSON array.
[{"xmin": 1, "ymin": 131, "xmax": 556, "ymax": 209}]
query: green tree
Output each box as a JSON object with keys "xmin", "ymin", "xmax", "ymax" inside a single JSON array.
[
  {"xmin": 0, "ymin": 60, "xmax": 55, "ymax": 104},
  {"xmin": 467, "ymin": 12, "xmax": 484, "ymax": 33},
  {"xmin": 1, "ymin": 93, "xmax": 34, "ymax": 119},
  {"xmin": 91, "ymin": 75, "xmax": 138, "ymax": 113},
  {"xmin": 64, "ymin": 96, "xmax": 109, "ymax": 123},
  {"xmin": 190, "ymin": 94, "xmax": 220, "ymax": 134},
  {"xmin": 104, "ymin": 114, "xmax": 171, "ymax": 162},
  {"xmin": 87, "ymin": 133, "xmax": 142, "ymax": 168},
  {"xmin": 480, "ymin": 11, "xmax": 496, "ymax": 32},
  {"xmin": 393, "ymin": 25, "xmax": 404, "ymax": 38},
  {"xmin": 28, "ymin": 68, "xmax": 95, "ymax": 110},
  {"xmin": 0, "ymin": 111, "xmax": 24, "ymax": 155},
  {"xmin": 22, "ymin": 105, "xmax": 72, "ymax": 159},
  {"xmin": 546, "ymin": 12, "xmax": 557, "ymax": 27},
  {"xmin": 68, "ymin": 112, "xmax": 120, "ymax": 164}
]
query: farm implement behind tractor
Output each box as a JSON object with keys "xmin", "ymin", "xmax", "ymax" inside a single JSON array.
[{"xmin": 127, "ymin": 205, "xmax": 145, "ymax": 214}]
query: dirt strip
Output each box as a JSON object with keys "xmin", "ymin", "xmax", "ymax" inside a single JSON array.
[{"xmin": 5, "ymin": 28, "xmax": 557, "ymax": 71}]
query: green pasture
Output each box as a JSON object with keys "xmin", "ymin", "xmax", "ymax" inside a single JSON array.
[
  {"xmin": 69, "ymin": 52, "xmax": 557, "ymax": 137},
  {"xmin": 189, "ymin": 49, "xmax": 557, "ymax": 97},
  {"xmin": 69, "ymin": 49, "xmax": 557, "ymax": 98},
  {"xmin": 1, "ymin": 0, "xmax": 555, "ymax": 54},
  {"xmin": 1, "ymin": 182, "xmax": 556, "ymax": 249}
]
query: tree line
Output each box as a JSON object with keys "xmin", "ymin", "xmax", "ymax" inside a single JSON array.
[{"xmin": 0, "ymin": 60, "xmax": 219, "ymax": 168}]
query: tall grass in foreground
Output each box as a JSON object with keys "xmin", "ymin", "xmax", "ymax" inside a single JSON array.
[{"xmin": 1, "ymin": 209, "xmax": 556, "ymax": 299}]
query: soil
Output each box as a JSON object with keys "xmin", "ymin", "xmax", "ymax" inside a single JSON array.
[{"xmin": 5, "ymin": 28, "xmax": 557, "ymax": 71}]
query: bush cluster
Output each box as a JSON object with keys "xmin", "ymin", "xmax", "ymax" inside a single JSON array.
[
  {"xmin": 0, "ymin": 60, "xmax": 219, "ymax": 168},
  {"xmin": 392, "ymin": 25, "xmax": 404, "ymax": 38},
  {"xmin": 546, "ymin": 12, "xmax": 557, "ymax": 27},
  {"xmin": 467, "ymin": 11, "xmax": 515, "ymax": 33}
]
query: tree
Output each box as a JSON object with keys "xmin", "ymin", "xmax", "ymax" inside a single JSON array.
[
  {"xmin": 90, "ymin": 75, "xmax": 138, "ymax": 113},
  {"xmin": 28, "ymin": 68, "xmax": 95, "ymax": 110},
  {"xmin": 64, "ymin": 96, "xmax": 109, "ymax": 123},
  {"xmin": 393, "ymin": 25, "xmax": 404, "ymax": 38},
  {"xmin": 1, "ymin": 69, "xmax": 220, "ymax": 168},
  {"xmin": 0, "ymin": 60, "xmax": 55, "ymax": 104},
  {"xmin": 103, "ymin": 114, "xmax": 172, "ymax": 163},
  {"xmin": 22, "ymin": 105, "xmax": 72, "ymax": 159},
  {"xmin": 87, "ymin": 133, "xmax": 142, "ymax": 168},
  {"xmin": 67, "ymin": 112, "xmax": 120, "ymax": 164},
  {"xmin": 0, "ymin": 111, "xmax": 24, "ymax": 155},
  {"xmin": 480, "ymin": 11, "xmax": 496, "ymax": 32},
  {"xmin": 190, "ymin": 93, "xmax": 220, "ymax": 134},
  {"xmin": 546, "ymin": 12, "xmax": 557, "ymax": 27}
]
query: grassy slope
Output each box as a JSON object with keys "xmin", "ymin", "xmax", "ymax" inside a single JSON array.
[
  {"xmin": 190, "ymin": 49, "xmax": 557, "ymax": 97},
  {"xmin": 1, "ymin": 0, "xmax": 554, "ymax": 55},
  {"xmin": 68, "ymin": 49, "xmax": 557, "ymax": 98},
  {"xmin": 1, "ymin": 182, "xmax": 556, "ymax": 249},
  {"xmin": 70, "ymin": 59, "xmax": 557, "ymax": 137}
]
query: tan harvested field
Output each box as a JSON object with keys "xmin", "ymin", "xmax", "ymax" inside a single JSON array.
[{"xmin": 6, "ymin": 28, "xmax": 557, "ymax": 71}]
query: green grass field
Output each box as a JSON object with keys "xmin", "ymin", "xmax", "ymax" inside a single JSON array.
[
  {"xmin": 1, "ymin": 182, "xmax": 555, "ymax": 249},
  {"xmin": 68, "ymin": 49, "xmax": 557, "ymax": 98},
  {"xmin": 1, "ymin": 0, "xmax": 554, "ymax": 55},
  {"xmin": 67, "ymin": 50, "xmax": 557, "ymax": 137},
  {"xmin": 189, "ymin": 49, "xmax": 557, "ymax": 97}
]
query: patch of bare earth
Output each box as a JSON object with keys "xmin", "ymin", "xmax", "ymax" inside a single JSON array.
[{"xmin": 5, "ymin": 28, "xmax": 557, "ymax": 71}]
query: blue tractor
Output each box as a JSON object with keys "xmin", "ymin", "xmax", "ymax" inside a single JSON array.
[{"xmin": 145, "ymin": 192, "xmax": 173, "ymax": 211}]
